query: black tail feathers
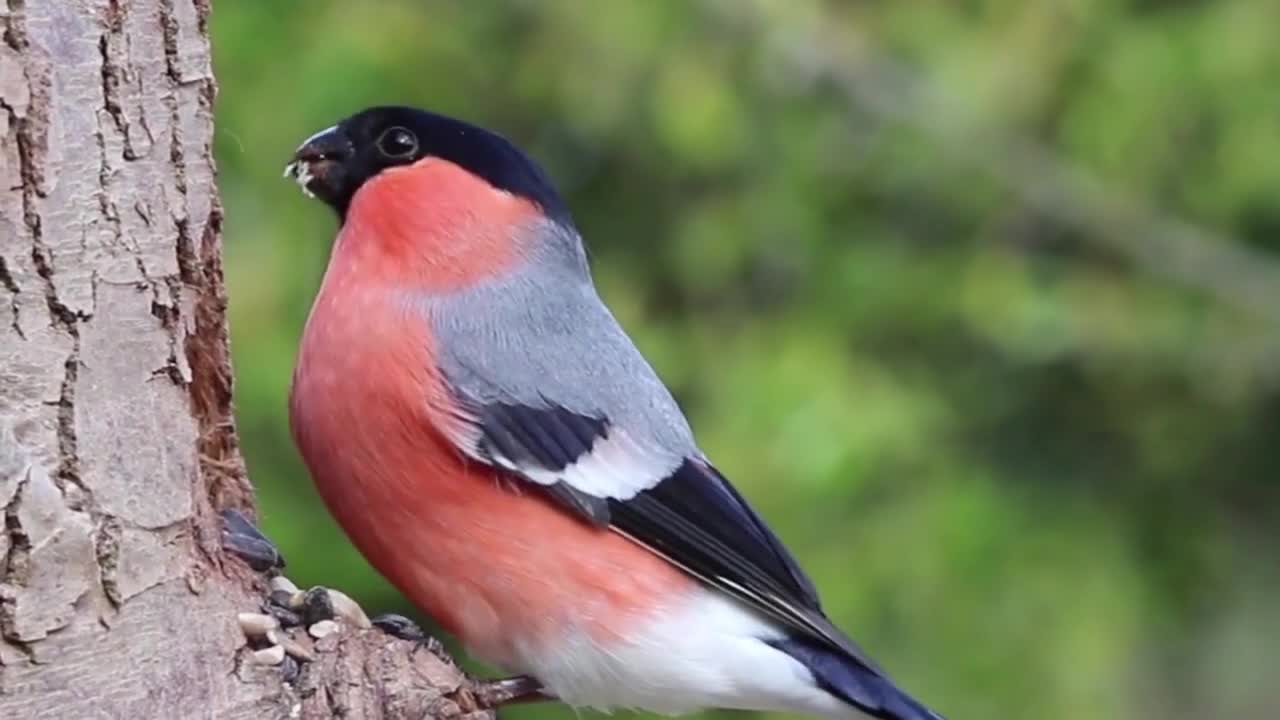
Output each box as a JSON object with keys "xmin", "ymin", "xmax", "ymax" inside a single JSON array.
[{"xmin": 770, "ymin": 637, "xmax": 945, "ymax": 720}]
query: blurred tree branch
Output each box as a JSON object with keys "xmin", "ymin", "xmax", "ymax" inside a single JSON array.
[{"xmin": 726, "ymin": 0, "xmax": 1280, "ymax": 326}]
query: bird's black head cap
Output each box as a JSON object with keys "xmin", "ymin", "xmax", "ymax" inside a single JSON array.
[{"xmin": 286, "ymin": 105, "xmax": 571, "ymax": 225}]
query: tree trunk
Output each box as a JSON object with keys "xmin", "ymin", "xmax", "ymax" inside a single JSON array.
[{"xmin": 0, "ymin": 2, "xmax": 484, "ymax": 717}]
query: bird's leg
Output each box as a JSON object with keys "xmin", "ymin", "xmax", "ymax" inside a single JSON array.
[
  {"xmin": 372, "ymin": 614, "xmax": 549, "ymax": 707},
  {"xmin": 220, "ymin": 508, "xmax": 286, "ymax": 572},
  {"xmin": 469, "ymin": 675, "xmax": 550, "ymax": 709}
]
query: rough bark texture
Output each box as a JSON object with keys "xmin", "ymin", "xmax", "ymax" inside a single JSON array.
[{"xmin": 0, "ymin": 2, "xmax": 485, "ymax": 717}]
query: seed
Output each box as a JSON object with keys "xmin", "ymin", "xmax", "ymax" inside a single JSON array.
[
  {"xmin": 270, "ymin": 576, "xmax": 300, "ymax": 596},
  {"xmin": 325, "ymin": 589, "xmax": 372, "ymax": 629},
  {"xmin": 308, "ymin": 619, "xmax": 340, "ymax": 639},
  {"xmin": 278, "ymin": 634, "xmax": 316, "ymax": 662},
  {"xmin": 252, "ymin": 644, "xmax": 285, "ymax": 665},
  {"xmin": 238, "ymin": 612, "xmax": 280, "ymax": 638},
  {"xmin": 281, "ymin": 655, "xmax": 301, "ymax": 684},
  {"xmin": 263, "ymin": 601, "xmax": 303, "ymax": 628},
  {"xmin": 301, "ymin": 587, "xmax": 336, "ymax": 623}
]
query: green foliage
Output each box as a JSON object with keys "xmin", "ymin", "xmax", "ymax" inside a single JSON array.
[{"xmin": 213, "ymin": 1, "xmax": 1280, "ymax": 717}]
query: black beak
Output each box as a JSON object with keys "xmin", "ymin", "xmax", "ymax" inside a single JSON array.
[{"xmin": 284, "ymin": 125, "xmax": 353, "ymax": 202}]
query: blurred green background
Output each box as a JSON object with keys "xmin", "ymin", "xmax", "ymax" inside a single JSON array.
[{"xmin": 212, "ymin": 1, "xmax": 1280, "ymax": 718}]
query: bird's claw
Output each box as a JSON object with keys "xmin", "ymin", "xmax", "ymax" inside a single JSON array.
[
  {"xmin": 371, "ymin": 612, "xmax": 451, "ymax": 660},
  {"xmin": 465, "ymin": 675, "xmax": 548, "ymax": 710},
  {"xmin": 220, "ymin": 508, "xmax": 286, "ymax": 572},
  {"xmin": 371, "ymin": 612, "xmax": 427, "ymax": 642}
]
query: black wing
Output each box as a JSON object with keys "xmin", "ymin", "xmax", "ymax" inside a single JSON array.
[
  {"xmin": 475, "ymin": 402, "xmax": 612, "ymax": 524},
  {"xmin": 460, "ymin": 398, "xmax": 885, "ymax": 675}
]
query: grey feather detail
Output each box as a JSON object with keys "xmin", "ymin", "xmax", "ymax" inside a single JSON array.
[{"xmin": 419, "ymin": 220, "xmax": 697, "ymax": 494}]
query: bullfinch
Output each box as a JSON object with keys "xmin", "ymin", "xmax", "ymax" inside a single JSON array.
[{"xmin": 283, "ymin": 105, "xmax": 945, "ymax": 720}]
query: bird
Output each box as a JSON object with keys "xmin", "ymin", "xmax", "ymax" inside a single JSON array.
[{"xmin": 283, "ymin": 105, "xmax": 945, "ymax": 720}]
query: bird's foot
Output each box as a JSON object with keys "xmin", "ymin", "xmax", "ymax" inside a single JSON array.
[
  {"xmin": 371, "ymin": 612, "xmax": 451, "ymax": 661},
  {"xmin": 371, "ymin": 612, "xmax": 429, "ymax": 642},
  {"xmin": 370, "ymin": 615, "xmax": 543, "ymax": 708},
  {"xmin": 220, "ymin": 508, "xmax": 286, "ymax": 572},
  {"xmin": 466, "ymin": 675, "xmax": 549, "ymax": 709}
]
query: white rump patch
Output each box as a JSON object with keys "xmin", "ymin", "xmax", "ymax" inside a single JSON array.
[{"xmin": 514, "ymin": 588, "xmax": 857, "ymax": 718}]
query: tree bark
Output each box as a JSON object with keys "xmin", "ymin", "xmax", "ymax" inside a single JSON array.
[{"xmin": 0, "ymin": 2, "xmax": 485, "ymax": 717}]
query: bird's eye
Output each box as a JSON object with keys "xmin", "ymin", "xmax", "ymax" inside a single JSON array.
[{"xmin": 376, "ymin": 126, "xmax": 418, "ymax": 159}]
